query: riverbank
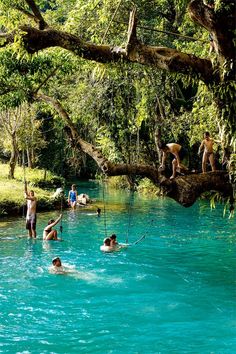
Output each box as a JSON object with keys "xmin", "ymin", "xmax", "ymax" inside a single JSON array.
[{"xmin": 0, "ymin": 163, "xmax": 65, "ymax": 217}]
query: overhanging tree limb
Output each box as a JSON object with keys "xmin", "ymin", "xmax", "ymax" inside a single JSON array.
[{"xmin": 34, "ymin": 92, "xmax": 233, "ymax": 207}]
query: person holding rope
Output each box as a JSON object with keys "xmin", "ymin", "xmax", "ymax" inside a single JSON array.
[
  {"xmin": 43, "ymin": 214, "xmax": 62, "ymax": 241},
  {"xmin": 24, "ymin": 181, "xmax": 37, "ymax": 238}
]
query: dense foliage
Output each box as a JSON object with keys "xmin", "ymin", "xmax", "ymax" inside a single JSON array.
[{"xmin": 0, "ymin": 0, "xmax": 235, "ymax": 200}]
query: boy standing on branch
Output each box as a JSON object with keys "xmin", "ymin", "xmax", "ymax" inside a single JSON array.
[{"xmin": 198, "ymin": 132, "xmax": 216, "ymax": 173}]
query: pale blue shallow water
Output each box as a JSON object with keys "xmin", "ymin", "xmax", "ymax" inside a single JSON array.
[{"xmin": 0, "ymin": 181, "xmax": 235, "ymax": 354}]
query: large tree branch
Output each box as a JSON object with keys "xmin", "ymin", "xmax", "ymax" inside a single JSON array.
[
  {"xmin": 6, "ymin": 25, "xmax": 213, "ymax": 84},
  {"xmin": 34, "ymin": 92, "xmax": 233, "ymax": 207}
]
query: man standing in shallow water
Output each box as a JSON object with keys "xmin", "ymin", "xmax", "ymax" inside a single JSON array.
[
  {"xmin": 24, "ymin": 181, "xmax": 37, "ymax": 238},
  {"xmin": 198, "ymin": 132, "xmax": 216, "ymax": 173}
]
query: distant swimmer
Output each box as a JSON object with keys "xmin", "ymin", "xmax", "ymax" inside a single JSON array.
[
  {"xmin": 24, "ymin": 181, "xmax": 37, "ymax": 238},
  {"xmin": 110, "ymin": 234, "xmax": 118, "ymax": 246},
  {"xmin": 49, "ymin": 257, "xmax": 97, "ymax": 281},
  {"xmin": 68, "ymin": 184, "xmax": 78, "ymax": 209},
  {"xmin": 43, "ymin": 214, "xmax": 62, "ymax": 241},
  {"xmin": 100, "ymin": 236, "xmax": 128, "ymax": 252},
  {"xmin": 100, "ymin": 237, "xmax": 114, "ymax": 252},
  {"xmin": 97, "ymin": 208, "xmax": 101, "ymax": 217},
  {"xmin": 49, "ymin": 257, "xmax": 66, "ymax": 274}
]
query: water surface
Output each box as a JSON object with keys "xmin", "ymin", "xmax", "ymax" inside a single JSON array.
[{"xmin": 0, "ymin": 181, "xmax": 235, "ymax": 353}]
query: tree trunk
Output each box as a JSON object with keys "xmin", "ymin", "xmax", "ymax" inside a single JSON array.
[
  {"xmin": 35, "ymin": 93, "xmax": 233, "ymax": 207},
  {"xmin": 8, "ymin": 132, "xmax": 18, "ymax": 179},
  {"xmin": 27, "ymin": 146, "xmax": 32, "ymax": 168}
]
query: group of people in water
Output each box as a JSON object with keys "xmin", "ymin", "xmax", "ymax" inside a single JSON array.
[
  {"xmin": 24, "ymin": 131, "xmax": 220, "ymax": 268},
  {"xmin": 24, "ymin": 183, "xmax": 101, "ymax": 240}
]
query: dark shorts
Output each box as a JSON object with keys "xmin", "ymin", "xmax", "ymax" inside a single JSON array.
[
  {"xmin": 179, "ymin": 147, "xmax": 188, "ymax": 160},
  {"xmin": 26, "ymin": 215, "xmax": 37, "ymax": 231},
  {"xmin": 179, "ymin": 147, "xmax": 189, "ymax": 167}
]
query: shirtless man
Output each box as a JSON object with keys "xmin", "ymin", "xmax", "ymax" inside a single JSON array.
[
  {"xmin": 24, "ymin": 182, "xmax": 37, "ymax": 238},
  {"xmin": 159, "ymin": 143, "xmax": 188, "ymax": 179},
  {"xmin": 110, "ymin": 234, "xmax": 118, "ymax": 246},
  {"xmin": 198, "ymin": 132, "xmax": 216, "ymax": 173}
]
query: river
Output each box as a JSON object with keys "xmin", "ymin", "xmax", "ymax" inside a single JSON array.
[{"xmin": 0, "ymin": 181, "xmax": 235, "ymax": 353}]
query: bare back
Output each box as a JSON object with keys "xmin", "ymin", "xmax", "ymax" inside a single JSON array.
[{"xmin": 166, "ymin": 143, "xmax": 182, "ymax": 154}]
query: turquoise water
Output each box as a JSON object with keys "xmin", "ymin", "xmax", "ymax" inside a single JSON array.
[{"xmin": 0, "ymin": 181, "xmax": 235, "ymax": 354}]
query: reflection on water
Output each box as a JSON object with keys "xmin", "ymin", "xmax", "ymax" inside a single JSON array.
[{"xmin": 0, "ymin": 181, "xmax": 236, "ymax": 353}]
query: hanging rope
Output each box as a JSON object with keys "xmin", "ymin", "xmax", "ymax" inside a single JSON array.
[
  {"xmin": 126, "ymin": 190, "xmax": 134, "ymax": 244},
  {"xmin": 131, "ymin": 219, "xmax": 154, "ymax": 245},
  {"xmin": 101, "ymin": 0, "xmax": 123, "ymax": 44},
  {"xmin": 59, "ymin": 129, "xmax": 64, "ymax": 239},
  {"xmin": 102, "ymin": 174, "xmax": 108, "ymax": 238},
  {"xmin": 22, "ymin": 150, "xmax": 26, "ymax": 225}
]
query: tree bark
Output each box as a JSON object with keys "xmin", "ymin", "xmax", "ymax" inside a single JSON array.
[
  {"xmin": 0, "ymin": 24, "xmax": 215, "ymax": 85},
  {"xmin": 8, "ymin": 132, "xmax": 18, "ymax": 179},
  {"xmin": 35, "ymin": 93, "xmax": 233, "ymax": 207}
]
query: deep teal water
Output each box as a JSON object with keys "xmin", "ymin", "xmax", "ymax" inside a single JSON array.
[{"xmin": 0, "ymin": 181, "xmax": 235, "ymax": 354}]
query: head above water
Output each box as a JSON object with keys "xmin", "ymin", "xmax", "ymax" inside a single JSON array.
[
  {"xmin": 110, "ymin": 234, "xmax": 117, "ymax": 240},
  {"xmin": 52, "ymin": 257, "xmax": 61, "ymax": 267},
  {"xmin": 103, "ymin": 238, "xmax": 111, "ymax": 246}
]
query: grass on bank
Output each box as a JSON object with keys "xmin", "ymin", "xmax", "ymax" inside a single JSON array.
[{"xmin": 0, "ymin": 163, "xmax": 65, "ymax": 217}]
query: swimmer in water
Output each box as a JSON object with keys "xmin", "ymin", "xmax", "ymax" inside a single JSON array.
[
  {"xmin": 43, "ymin": 214, "xmax": 62, "ymax": 241},
  {"xmin": 49, "ymin": 257, "xmax": 65, "ymax": 274},
  {"xmin": 97, "ymin": 208, "xmax": 101, "ymax": 217},
  {"xmin": 110, "ymin": 234, "xmax": 118, "ymax": 246},
  {"xmin": 49, "ymin": 257, "xmax": 97, "ymax": 281},
  {"xmin": 100, "ymin": 236, "xmax": 128, "ymax": 252},
  {"xmin": 100, "ymin": 237, "xmax": 114, "ymax": 252}
]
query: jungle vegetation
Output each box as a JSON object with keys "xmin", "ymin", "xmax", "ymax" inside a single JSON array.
[{"xmin": 0, "ymin": 0, "xmax": 235, "ymax": 208}]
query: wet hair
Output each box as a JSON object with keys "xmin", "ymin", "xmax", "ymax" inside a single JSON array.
[
  {"xmin": 48, "ymin": 219, "xmax": 55, "ymax": 225},
  {"xmin": 104, "ymin": 238, "xmax": 111, "ymax": 246},
  {"xmin": 204, "ymin": 132, "xmax": 210, "ymax": 137},
  {"xmin": 110, "ymin": 234, "xmax": 117, "ymax": 240},
  {"xmin": 52, "ymin": 257, "xmax": 60, "ymax": 265}
]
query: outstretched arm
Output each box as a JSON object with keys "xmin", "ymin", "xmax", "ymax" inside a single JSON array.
[{"xmin": 44, "ymin": 214, "xmax": 62, "ymax": 231}]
